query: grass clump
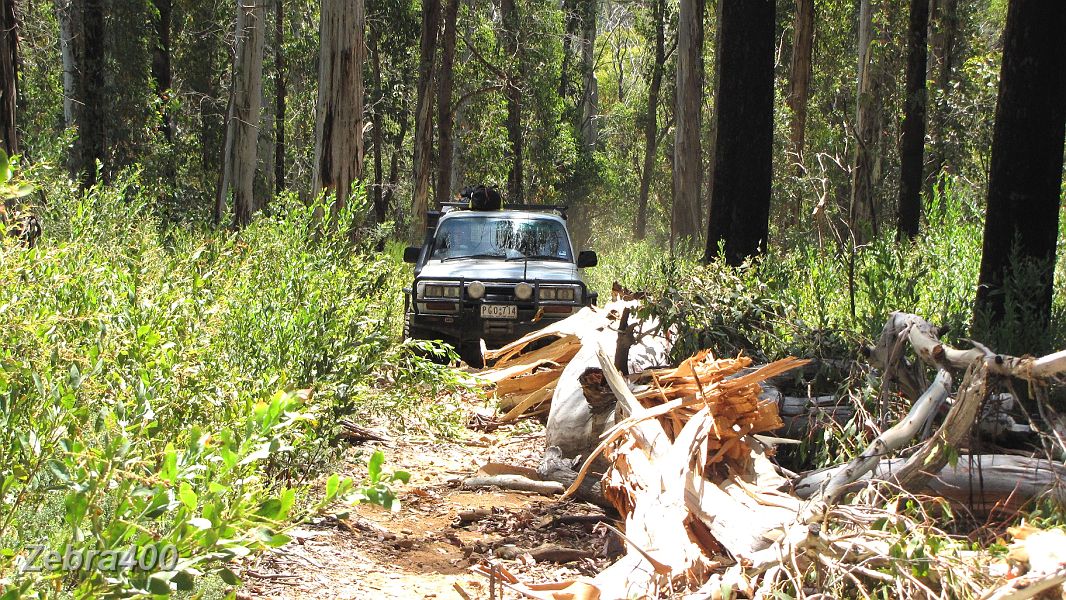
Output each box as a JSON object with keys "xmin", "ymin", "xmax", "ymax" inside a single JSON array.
[{"xmin": 0, "ymin": 168, "xmax": 464, "ymax": 597}]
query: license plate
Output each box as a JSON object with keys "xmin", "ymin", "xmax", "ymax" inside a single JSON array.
[{"xmin": 480, "ymin": 304, "xmax": 517, "ymax": 319}]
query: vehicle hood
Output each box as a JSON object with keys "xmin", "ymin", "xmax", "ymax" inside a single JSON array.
[{"xmin": 418, "ymin": 258, "xmax": 580, "ymax": 282}]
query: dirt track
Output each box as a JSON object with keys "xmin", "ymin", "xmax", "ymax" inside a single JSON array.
[{"xmin": 239, "ymin": 421, "xmax": 614, "ymax": 600}]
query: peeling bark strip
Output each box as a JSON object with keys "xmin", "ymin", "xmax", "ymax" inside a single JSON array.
[
  {"xmin": 218, "ymin": 0, "xmax": 265, "ymax": 227},
  {"xmin": 312, "ymin": 0, "xmax": 365, "ymax": 217}
]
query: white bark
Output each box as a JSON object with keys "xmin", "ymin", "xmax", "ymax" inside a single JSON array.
[
  {"xmin": 807, "ymin": 312, "xmax": 1066, "ymax": 509},
  {"xmin": 55, "ymin": 0, "xmax": 76, "ymax": 129},
  {"xmin": 796, "ymin": 454, "xmax": 1066, "ymax": 509},
  {"xmin": 312, "ymin": 0, "xmax": 366, "ymax": 216},
  {"xmin": 219, "ymin": 0, "xmax": 266, "ymax": 227},
  {"xmin": 817, "ymin": 369, "xmax": 952, "ymax": 502}
]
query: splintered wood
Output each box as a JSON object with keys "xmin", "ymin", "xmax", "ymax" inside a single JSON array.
[
  {"xmin": 478, "ymin": 307, "xmax": 607, "ymax": 421},
  {"xmin": 629, "ymin": 351, "xmax": 800, "ymax": 469},
  {"xmin": 478, "ymin": 334, "xmax": 581, "ymax": 420},
  {"xmin": 544, "ymin": 350, "xmax": 809, "ymax": 599}
]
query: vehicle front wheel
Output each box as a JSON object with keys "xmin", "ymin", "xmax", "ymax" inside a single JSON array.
[{"xmin": 460, "ymin": 342, "xmax": 484, "ymax": 369}]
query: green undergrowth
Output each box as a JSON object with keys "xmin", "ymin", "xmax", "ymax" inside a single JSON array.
[
  {"xmin": 589, "ymin": 175, "xmax": 1066, "ymax": 362},
  {"xmin": 0, "ymin": 168, "xmax": 467, "ymax": 597},
  {"xmin": 589, "ymin": 176, "xmax": 1066, "ymax": 473}
]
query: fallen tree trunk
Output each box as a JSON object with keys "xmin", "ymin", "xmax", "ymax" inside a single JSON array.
[
  {"xmin": 517, "ymin": 310, "xmax": 1066, "ymax": 598},
  {"xmin": 804, "ymin": 313, "xmax": 1066, "ymax": 509},
  {"xmin": 818, "ymin": 369, "xmax": 952, "ymax": 503},
  {"xmin": 462, "ymin": 474, "xmax": 565, "ymax": 495},
  {"xmin": 795, "ymin": 454, "xmax": 1066, "ymax": 510},
  {"xmin": 537, "ymin": 446, "xmax": 610, "ymax": 508}
]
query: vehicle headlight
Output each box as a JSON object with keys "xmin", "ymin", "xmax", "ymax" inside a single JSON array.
[
  {"xmin": 514, "ymin": 282, "xmax": 533, "ymax": 300},
  {"xmin": 468, "ymin": 281, "xmax": 486, "ymax": 299},
  {"xmin": 538, "ymin": 286, "xmax": 578, "ymax": 302},
  {"xmin": 418, "ymin": 282, "xmax": 461, "ymax": 299}
]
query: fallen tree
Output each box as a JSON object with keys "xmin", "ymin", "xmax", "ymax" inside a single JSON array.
[{"xmin": 471, "ymin": 308, "xmax": 1066, "ymax": 599}]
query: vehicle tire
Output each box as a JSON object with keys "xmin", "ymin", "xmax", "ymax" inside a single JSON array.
[{"xmin": 460, "ymin": 342, "xmax": 484, "ymax": 369}]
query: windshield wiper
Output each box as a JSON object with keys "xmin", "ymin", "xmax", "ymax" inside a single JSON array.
[
  {"xmin": 440, "ymin": 253, "xmax": 506, "ymax": 262},
  {"xmin": 505, "ymin": 254, "xmax": 570, "ymax": 262}
]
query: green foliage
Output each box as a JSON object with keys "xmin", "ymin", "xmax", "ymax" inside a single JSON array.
[
  {"xmin": 348, "ymin": 450, "xmax": 410, "ymax": 512},
  {"xmin": 595, "ymin": 176, "xmax": 987, "ymax": 364},
  {"xmin": 0, "ymin": 170, "xmax": 462, "ymax": 596},
  {"xmin": 0, "ymin": 150, "xmax": 35, "ymax": 202}
]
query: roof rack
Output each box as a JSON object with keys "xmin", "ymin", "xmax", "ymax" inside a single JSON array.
[{"xmin": 436, "ymin": 202, "xmax": 569, "ymax": 219}]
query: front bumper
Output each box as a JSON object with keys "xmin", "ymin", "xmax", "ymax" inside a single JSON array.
[
  {"xmin": 407, "ymin": 307, "xmax": 577, "ymax": 347},
  {"xmin": 405, "ymin": 277, "xmax": 590, "ymax": 348}
]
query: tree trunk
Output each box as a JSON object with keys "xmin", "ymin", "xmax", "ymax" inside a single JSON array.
[
  {"xmin": 435, "ymin": 0, "xmax": 458, "ymax": 207},
  {"xmin": 0, "ymin": 0, "xmax": 18, "ymax": 156},
  {"xmin": 150, "ymin": 0, "xmax": 173, "ymax": 144},
  {"xmin": 634, "ymin": 0, "xmax": 665, "ymax": 240},
  {"xmin": 849, "ymin": 0, "xmax": 879, "ymax": 241},
  {"xmin": 672, "ymin": 0, "xmax": 703, "ymax": 245},
  {"xmin": 786, "ymin": 0, "xmax": 813, "ymax": 203},
  {"xmin": 704, "ymin": 0, "xmax": 775, "ymax": 265},
  {"xmin": 81, "ymin": 0, "xmax": 104, "ymax": 185},
  {"xmin": 56, "ymin": 0, "xmax": 75, "ymax": 131},
  {"xmin": 409, "ymin": 0, "xmax": 438, "ymax": 241},
  {"xmin": 501, "ymin": 0, "xmax": 523, "ymax": 204},
  {"xmin": 558, "ymin": 0, "xmax": 577, "ymax": 99},
  {"xmin": 896, "ymin": 0, "xmax": 930, "ymax": 241},
  {"xmin": 61, "ymin": 0, "xmax": 104, "ymax": 186},
  {"xmin": 313, "ymin": 0, "xmax": 366, "ymax": 222},
  {"xmin": 384, "ymin": 113, "xmax": 410, "ymax": 223},
  {"xmin": 218, "ymin": 0, "xmax": 266, "ymax": 227},
  {"xmin": 975, "ymin": 0, "xmax": 1066, "ymax": 329},
  {"xmin": 578, "ymin": 0, "xmax": 597, "ymax": 150},
  {"xmin": 925, "ymin": 0, "xmax": 957, "ymax": 189},
  {"xmin": 274, "ymin": 0, "xmax": 286, "ymax": 195},
  {"xmin": 187, "ymin": 1, "xmax": 225, "ymax": 186},
  {"xmin": 370, "ymin": 29, "xmax": 385, "ymax": 223}
]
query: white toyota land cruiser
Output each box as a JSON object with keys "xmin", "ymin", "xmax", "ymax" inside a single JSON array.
[{"xmin": 402, "ymin": 189, "xmax": 598, "ymax": 366}]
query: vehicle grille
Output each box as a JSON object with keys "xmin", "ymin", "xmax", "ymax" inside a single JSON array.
[{"xmin": 480, "ymin": 284, "xmax": 517, "ymax": 301}]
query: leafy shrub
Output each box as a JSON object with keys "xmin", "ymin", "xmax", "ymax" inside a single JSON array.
[{"xmin": 0, "ymin": 169, "xmax": 462, "ymax": 596}]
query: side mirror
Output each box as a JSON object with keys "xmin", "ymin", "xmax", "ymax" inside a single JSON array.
[
  {"xmin": 403, "ymin": 246, "xmax": 422, "ymax": 264},
  {"xmin": 577, "ymin": 250, "xmax": 598, "ymax": 268}
]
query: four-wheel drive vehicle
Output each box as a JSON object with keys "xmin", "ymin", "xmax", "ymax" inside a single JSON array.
[{"xmin": 402, "ymin": 202, "xmax": 598, "ymax": 365}]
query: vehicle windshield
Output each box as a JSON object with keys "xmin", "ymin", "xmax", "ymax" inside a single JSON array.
[{"xmin": 430, "ymin": 216, "xmax": 573, "ymax": 262}]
